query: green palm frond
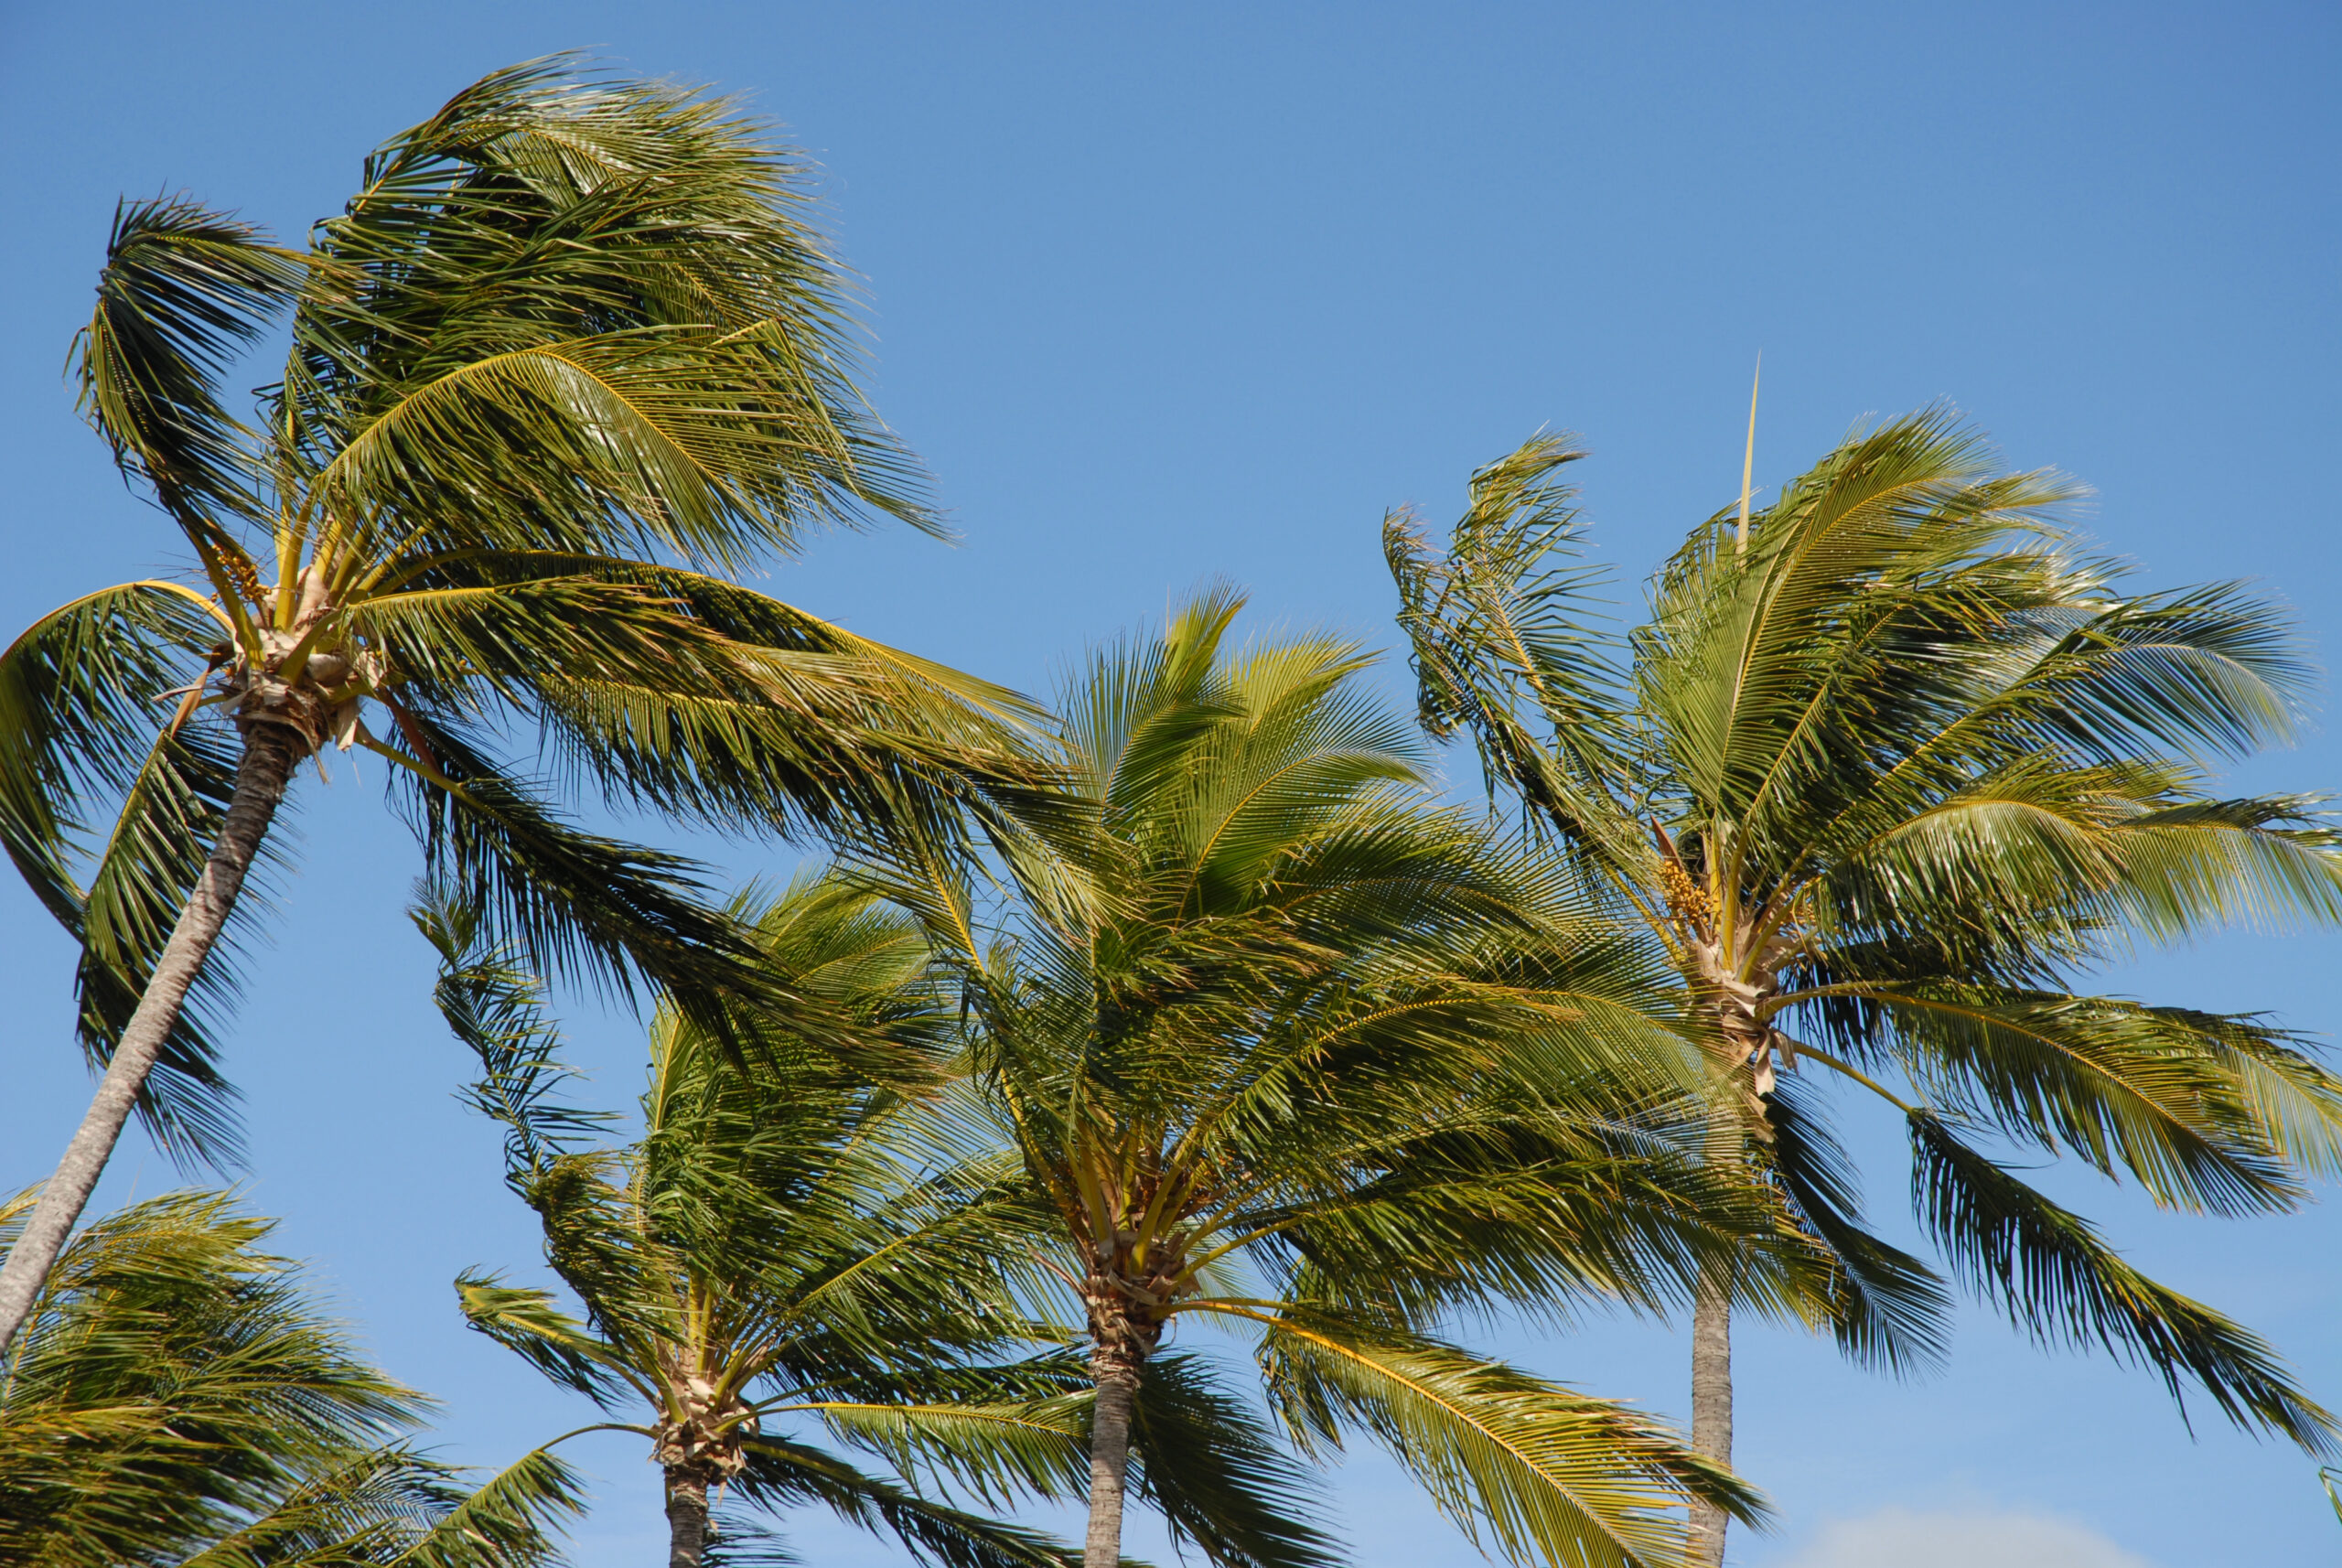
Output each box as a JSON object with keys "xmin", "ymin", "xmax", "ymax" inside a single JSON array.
[
  {"xmin": 804, "ymin": 1395, "xmax": 1090, "ymax": 1507},
  {"xmin": 171, "ymin": 1444, "xmax": 583, "ymax": 1568},
  {"xmin": 0, "ymin": 582, "xmax": 255, "ymax": 1161},
  {"xmin": 453, "ymin": 1273, "xmax": 639, "ymax": 1408},
  {"xmin": 385, "ymin": 1446, "xmax": 586, "ymax": 1568},
  {"xmin": 73, "ymin": 197, "xmax": 306, "ymax": 525},
  {"xmin": 1908, "ymin": 1111, "xmax": 2335, "ymax": 1453},
  {"xmin": 1126, "ymin": 1351, "xmax": 1341, "ymax": 1568},
  {"xmin": 732, "ymin": 1437, "xmax": 1073, "ymax": 1568},
  {"xmin": 1384, "ymin": 433, "xmax": 1634, "ymax": 859},
  {"xmin": 289, "ymin": 56, "xmax": 933, "ymax": 566},
  {"xmin": 1826, "ymin": 985, "xmax": 2305, "ymax": 1217},
  {"xmin": 1760, "ymin": 1084, "xmax": 1950, "ymax": 1371},
  {"xmin": 1244, "ymin": 1307, "xmax": 1764, "ymax": 1568},
  {"xmin": 384, "ymin": 711, "xmax": 770, "ymax": 1018},
  {"xmin": 417, "ymin": 884, "xmax": 619, "ymax": 1183},
  {"xmin": 2104, "ymin": 794, "xmax": 2342, "ymax": 939}
]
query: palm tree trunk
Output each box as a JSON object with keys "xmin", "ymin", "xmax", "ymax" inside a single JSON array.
[
  {"xmin": 1083, "ymin": 1348, "xmax": 1142, "ymax": 1568},
  {"xmin": 1686, "ymin": 1264, "xmax": 1734, "ymax": 1568},
  {"xmin": 0, "ymin": 721, "xmax": 300, "ymax": 1355},
  {"xmin": 665, "ymin": 1467, "xmax": 711, "ymax": 1568}
]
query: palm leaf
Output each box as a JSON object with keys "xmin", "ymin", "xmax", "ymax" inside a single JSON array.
[
  {"xmin": 1907, "ymin": 1110, "xmax": 2336, "ymax": 1453},
  {"xmin": 1243, "ymin": 1307, "xmax": 1764, "ymax": 1568},
  {"xmin": 73, "ymin": 197, "xmax": 304, "ymax": 524},
  {"xmin": 1126, "ymin": 1350, "xmax": 1341, "ymax": 1568},
  {"xmin": 732, "ymin": 1436, "xmax": 1075, "ymax": 1568}
]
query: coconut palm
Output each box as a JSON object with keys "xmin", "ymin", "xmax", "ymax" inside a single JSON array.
[
  {"xmin": 868, "ymin": 589, "xmax": 1800, "ymax": 1568},
  {"xmin": 0, "ymin": 1187, "xmax": 581, "ymax": 1568},
  {"xmin": 0, "ymin": 58, "xmax": 1056, "ymax": 1354},
  {"xmin": 1386, "ymin": 410, "xmax": 2342, "ymax": 1564},
  {"xmin": 425, "ymin": 873, "xmax": 1124, "ymax": 1568}
]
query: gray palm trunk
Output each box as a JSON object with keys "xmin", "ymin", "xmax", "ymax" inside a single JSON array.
[
  {"xmin": 665, "ymin": 1468, "xmax": 712, "ymax": 1568},
  {"xmin": 1083, "ymin": 1345, "xmax": 1144, "ymax": 1568},
  {"xmin": 0, "ymin": 720, "xmax": 301, "ymax": 1354},
  {"xmin": 1687, "ymin": 1269, "xmax": 1734, "ymax": 1567}
]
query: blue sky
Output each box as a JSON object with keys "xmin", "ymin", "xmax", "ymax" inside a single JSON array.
[{"xmin": 4, "ymin": 3, "xmax": 2338, "ymax": 1563}]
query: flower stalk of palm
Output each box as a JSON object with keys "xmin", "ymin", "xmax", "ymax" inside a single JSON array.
[
  {"xmin": 425, "ymin": 874, "xmax": 1115, "ymax": 1568},
  {"xmin": 1387, "ymin": 411, "xmax": 2342, "ymax": 1565},
  {"xmin": 870, "ymin": 590, "xmax": 1799, "ymax": 1568},
  {"xmin": 0, "ymin": 1187, "xmax": 582, "ymax": 1568},
  {"xmin": 0, "ymin": 59, "xmax": 1057, "ymax": 1355}
]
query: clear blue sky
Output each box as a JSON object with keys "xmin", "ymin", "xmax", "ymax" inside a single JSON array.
[{"xmin": 4, "ymin": 5, "xmax": 2337, "ymax": 1564}]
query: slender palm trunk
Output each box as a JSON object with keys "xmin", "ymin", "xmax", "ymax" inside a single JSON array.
[
  {"xmin": 0, "ymin": 722, "xmax": 300, "ymax": 1355},
  {"xmin": 1083, "ymin": 1346, "xmax": 1143, "ymax": 1568},
  {"xmin": 1686, "ymin": 1265, "xmax": 1734, "ymax": 1568},
  {"xmin": 665, "ymin": 1467, "xmax": 711, "ymax": 1568}
]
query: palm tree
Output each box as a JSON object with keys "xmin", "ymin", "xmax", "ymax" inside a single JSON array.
[
  {"xmin": 426, "ymin": 872, "xmax": 1120, "ymax": 1568},
  {"xmin": 0, "ymin": 1187, "xmax": 581, "ymax": 1567},
  {"xmin": 1385, "ymin": 410, "xmax": 2342, "ymax": 1564},
  {"xmin": 871, "ymin": 589, "xmax": 1796, "ymax": 1568},
  {"xmin": 0, "ymin": 58, "xmax": 1053, "ymax": 1354}
]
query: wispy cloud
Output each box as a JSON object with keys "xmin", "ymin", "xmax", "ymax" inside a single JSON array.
[{"xmin": 1780, "ymin": 1507, "xmax": 2153, "ymax": 1568}]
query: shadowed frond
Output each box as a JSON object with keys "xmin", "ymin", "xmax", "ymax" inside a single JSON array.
[
  {"xmin": 418, "ymin": 884, "xmax": 618, "ymax": 1184},
  {"xmin": 1126, "ymin": 1351, "xmax": 1342, "ymax": 1568},
  {"xmin": 1909, "ymin": 1111, "xmax": 2336, "ymax": 1454},
  {"xmin": 732, "ymin": 1437, "xmax": 1073, "ymax": 1568},
  {"xmin": 74, "ymin": 197, "xmax": 305, "ymax": 524}
]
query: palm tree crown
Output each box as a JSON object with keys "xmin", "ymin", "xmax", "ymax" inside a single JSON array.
[
  {"xmin": 0, "ymin": 1187, "xmax": 580, "ymax": 1568},
  {"xmin": 429, "ymin": 873, "xmax": 1101, "ymax": 1568},
  {"xmin": 1388, "ymin": 409, "xmax": 2342, "ymax": 1562},
  {"xmin": 876, "ymin": 589, "xmax": 1791, "ymax": 1568},
  {"xmin": 0, "ymin": 57, "xmax": 1053, "ymax": 1354}
]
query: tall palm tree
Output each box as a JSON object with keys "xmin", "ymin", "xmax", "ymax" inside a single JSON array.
[
  {"xmin": 872, "ymin": 589, "xmax": 1800, "ymax": 1568},
  {"xmin": 0, "ymin": 1187, "xmax": 581, "ymax": 1567},
  {"xmin": 1386, "ymin": 411, "xmax": 2342, "ymax": 1564},
  {"xmin": 0, "ymin": 58, "xmax": 1053, "ymax": 1354},
  {"xmin": 427, "ymin": 873, "xmax": 1112, "ymax": 1568}
]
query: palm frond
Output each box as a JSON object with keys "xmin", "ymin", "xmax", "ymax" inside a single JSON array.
[
  {"xmin": 389, "ymin": 1445, "xmax": 586, "ymax": 1568},
  {"xmin": 0, "ymin": 1191, "xmax": 428, "ymax": 1567},
  {"xmin": 416, "ymin": 883, "xmax": 618, "ymax": 1184},
  {"xmin": 1908, "ymin": 1110, "xmax": 2337, "ymax": 1454},
  {"xmin": 1245, "ymin": 1308, "xmax": 1764, "ymax": 1568},
  {"xmin": 0, "ymin": 582, "xmax": 252, "ymax": 1164},
  {"xmin": 382, "ymin": 711, "xmax": 768, "ymax": 1020},
  {"xmin": 73, "ymin": 196, "xmax": 304, "ymax": 525},
  {"xmin": 452, "ymin": 1273, "xmax": 636, "ymax": 1408},
  {"xmin": 1126, "ymin": 1351, "xmax": 1341, "ymax": 1568},
  {"xmin": 808, "ymin": 1396, "xmax": 1090, "ymax": 1508},
  {"xmin": 1384, "ymin": 434, "xmax": 1637, "ymax": 860},
  {"xmin": 733, "ymin": 1437, "xmax": 1075, "ymax": 1568},
  {"xmin": 1760, "ymin": 1082, "xmax": 1950, "ymax": 1372},
  {"xmin": 291, "ymin": 58, "xmax": 934, "ymax": 568}
]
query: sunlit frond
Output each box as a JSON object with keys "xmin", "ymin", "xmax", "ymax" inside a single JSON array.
[{"xmin": 1246, "ymin": 1308, "xmax": 1764, "ymax": 1568}]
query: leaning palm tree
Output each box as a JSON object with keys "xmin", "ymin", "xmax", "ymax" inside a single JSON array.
[
  {"xmin": 0, "ymin": 59, "xmax": 1054, "ymax": 1353},
  {"xmin": 0, "ymin": 1187, "xmax": 581, "ymax": 1568},
  {"xmin": 426, "ymin": 874, "xmax": 1115, "ymax": 1568},
  {"xmin": 1386, "ymin": 410, "xmax": 2342, "ymax": 1564},
  {"xmin": 872, "ymin": 589, "xmax": 1799, "ymax": 1568}
]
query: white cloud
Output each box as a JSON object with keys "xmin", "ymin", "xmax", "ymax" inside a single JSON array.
[{"xmin": 1778, "ymin": 1506, "xmax": 2154, "ymax": 1568}]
